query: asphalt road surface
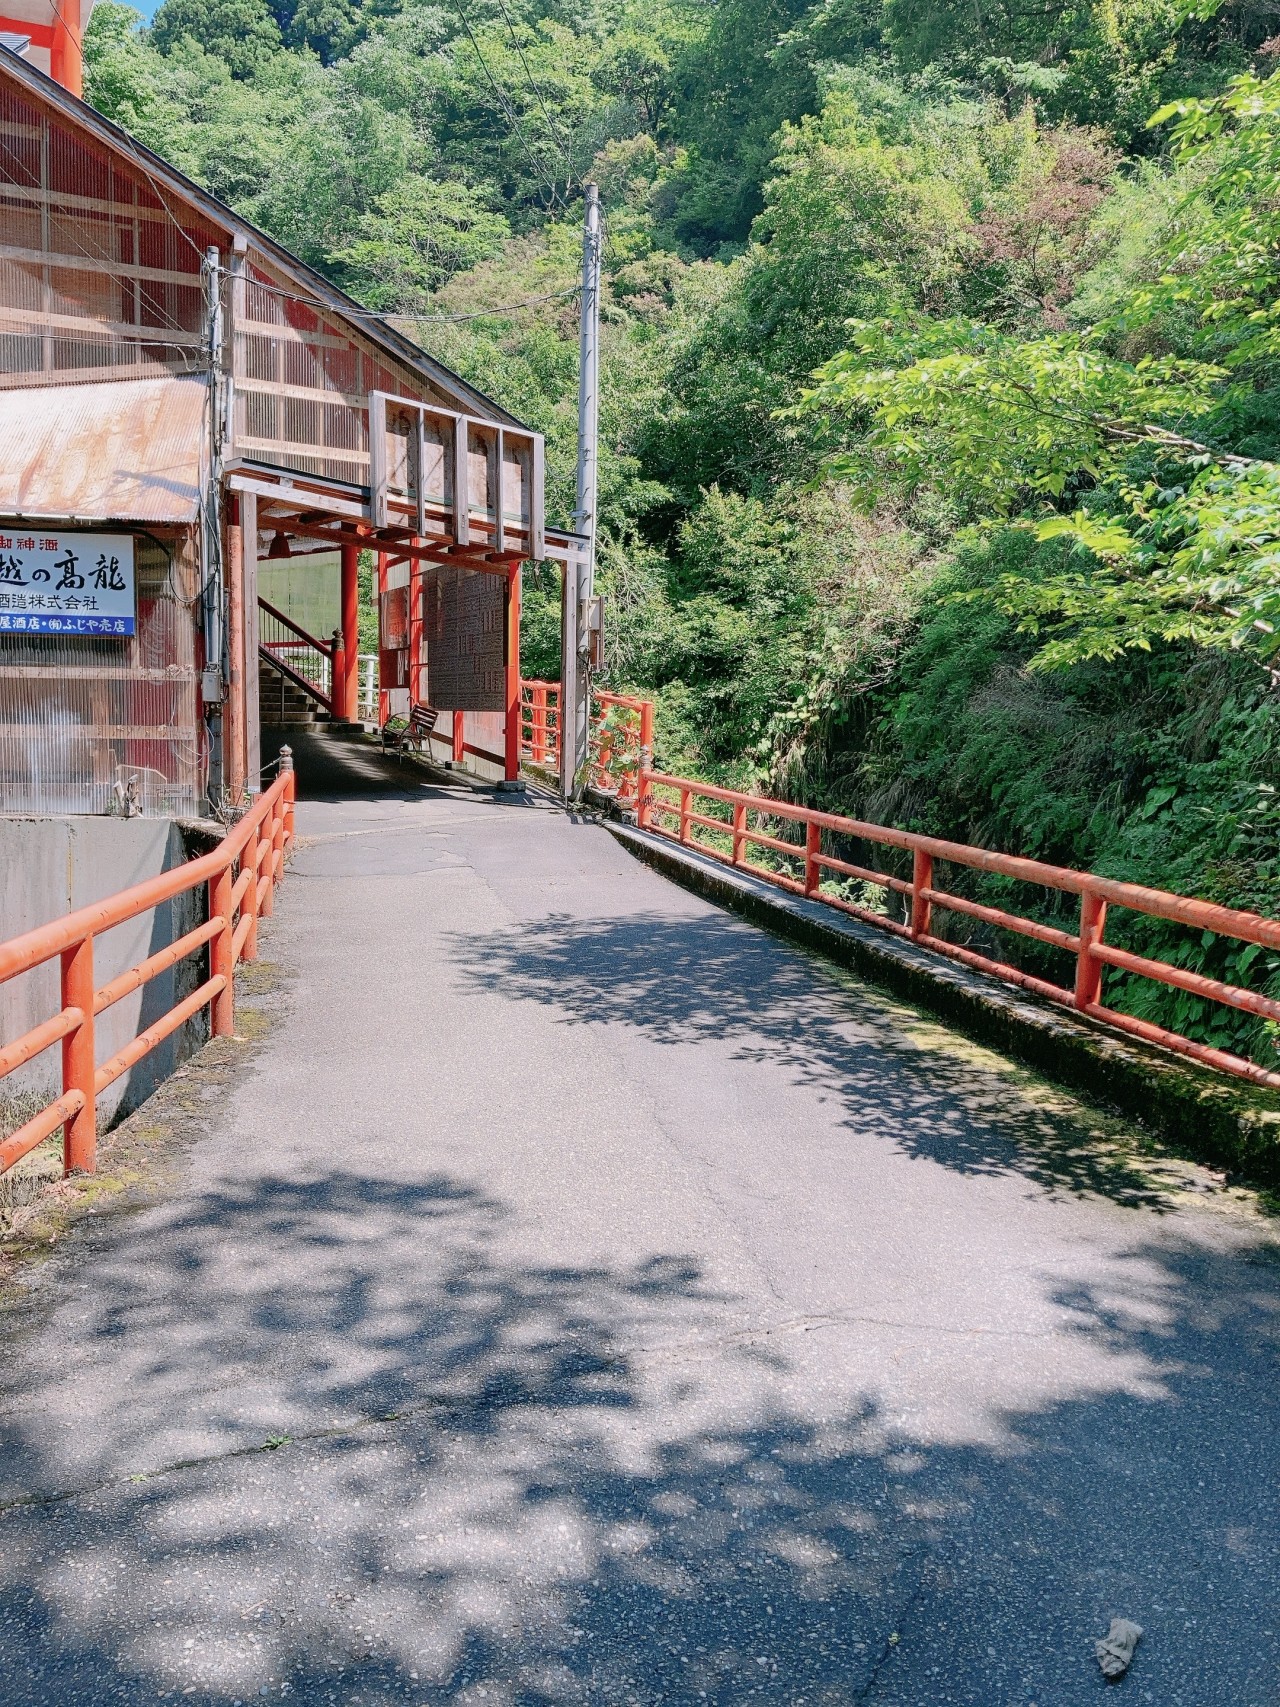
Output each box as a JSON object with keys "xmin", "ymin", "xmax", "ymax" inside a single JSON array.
[{"xmin": 0, "ymin": 731, "xmax": 1276, "ymax": 1706}]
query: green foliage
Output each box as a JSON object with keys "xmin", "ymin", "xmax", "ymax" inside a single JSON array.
[
  {"xmin": 335, "ymin": 177, "xmax": 510, "ymax": 308},
  {"xmin": 151, "ymin": 0, "xmax": 283, "ymax": 77}
]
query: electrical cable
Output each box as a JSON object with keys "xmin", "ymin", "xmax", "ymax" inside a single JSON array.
[
  {"xmin": 492, "ymin": 0, "xmax": 576, "ymax": 196},
  {"xmin": 204, "ymin": 264, "xmax": 579, "ymax": 325},
  {"xmin": 447, "ymin": 0, "xmax": 566, "ymax": 212}
]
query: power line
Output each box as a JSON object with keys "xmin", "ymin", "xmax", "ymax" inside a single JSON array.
[
  {"xmin": 492, "ymin": 0, "xmax": 576, "ymax": 196},
  {"xmin": 213, "ymin": 267, "xmax": 579, "ymax": 325},
  {"xmin": 447, "ymin": 0, "xmax": 566, "ymax": 212}
]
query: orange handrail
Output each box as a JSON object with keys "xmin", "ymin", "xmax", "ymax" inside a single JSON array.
[
  {"xmin": 0, "ymin": 754, "xmax": 297, "ymax": 1178},
  {"xmin": 632, "ymin": 754, "xmax": 1280, "ymax": 1090},
  {"xmin": 590, "ymin": 690, "xmax": 653, "ymax": 802},
  {"xmin": 520, "ymin": 678, "xmax": 562, "ymax": 772}
]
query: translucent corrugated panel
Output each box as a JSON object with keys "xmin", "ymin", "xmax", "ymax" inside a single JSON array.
[
  {"xmin": 0, "ymin": 535, "xmax": 204, "ymax": 815},
  {"xmin": 0, "ymin": 82, "xmax": 218, "ymax": 390}
]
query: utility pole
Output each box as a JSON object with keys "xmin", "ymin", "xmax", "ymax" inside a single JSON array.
[{"xmin": 562, "ymin": 181, "xmax": 600, "ymax": 796}]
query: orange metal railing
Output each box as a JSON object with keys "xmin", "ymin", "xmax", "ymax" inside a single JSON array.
[
  {"xmin": 519, "ymin": 681, "xmax": 655, "ymax": 797},
  {"xmin": 520, "ymin": 678, "xmax": 561, "ymax": 772},
  {"xmin": 0, "ymin": 755, "xmax": 297, "ymax": 1179},
  {"xmin": 590, "ymin": 691, "xmax": 654, "ymax": 804},
  {"xmin": 631, "ymin": 749, "xmax": 1280, "ymax": 1091}
]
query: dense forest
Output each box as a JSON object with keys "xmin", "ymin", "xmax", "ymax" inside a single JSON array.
[{"xmin": 85, "ymin": 0, "xmax": 1280, "ymax": 1061}]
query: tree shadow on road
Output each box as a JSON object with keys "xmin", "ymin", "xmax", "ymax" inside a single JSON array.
[
  {"xmin": 0, "ymin": 1169, "xmax": 1277, "ymax": 1705},
  {"xmin": 449, "ymin": 908, "xmax": 1186, "ymax": 1209}
]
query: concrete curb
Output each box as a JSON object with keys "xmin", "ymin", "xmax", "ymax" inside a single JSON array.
[{"xmin": 608, "ymin": 822, "xmax": 1280, "ymax": 1184}]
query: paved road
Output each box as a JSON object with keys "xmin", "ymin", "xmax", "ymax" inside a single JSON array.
[{"xmin": 0, "ymin": 732, "xmax": 1277, "ymax": 1705}]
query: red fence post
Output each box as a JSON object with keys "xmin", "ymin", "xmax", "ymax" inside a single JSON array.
[
  {"xmin": 1075, "ymin": 888, "xmax": 1107, "ymax": 1010},
  {"xmin": 504, "ymin": 565, "xmax": 521, "ymax": 782},
  {"xmin": 804, "ymin": 820, "xmax": 821, "ymax": 896},
  {"xmin": 242, "ymin": 819, "xmax": 260, "ymax": 961},
  {"xmin": 271, "ymin": 793, "xmax": 285, "ymax": 892},
  {"xmin": 732, "ymin": 801, "xmax": 747, "ymax": 866},
  {"xmin": 60, "ymin": 935, "xmax": 95, "ymax": 1175},
  {"xmin": 340, "ymin": 542, "xmax": 360, "ymax": 722},
  {"xmin": 910, "ymin": 848, "xmax": 933, "ymax": 939},
  {"xmin": 210, "ymin": 864, "xmax": 234, "ymax": 1038},
  {"xmin": 281, "ymin": 746, "xmax": 295, "ymax": 847},
  {"xmin": 258, "ymin": 804, "xmax": 275, "ymax": 920},
  {"xmin": 679, "ymin": 786, "xmax": 691, "ymax": 846}
]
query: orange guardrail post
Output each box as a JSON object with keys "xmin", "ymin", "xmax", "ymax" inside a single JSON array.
[
  {"xmin": 262, "ymin": 800, "xmax": 279, "ymax": 917},
  {"xmin": 1075, "ymin": 888, "xmax": 1107, "ymax": 1010},
  {"xmin": 910, "ymin": 848, "xmax": 933, "ymax": 939},
  {"xmin": 732, "ymin": 801, "xmax": 746, "ymax": 865},
  {"xmin": 281, "ymin": 746, "xmax": 295, "ymax": 846},
  {"xmin": 210, "ymin": 864, "xmax": 234, "ymax": 1038},
  {"xmin": 273, "ymin": 788, "xmax": 288, "ymax": 887},
  {"xmin": 243, "ymin": 819, "xmax": 260, "ymax": 961},
  {"xmin": 805, "ymin": 820, "xmax": 821, "ymax": 896},
  {"xmin": 60, "ymin": 936, "xmax": 95, "ymax": 1174},
  {"xmin": 679, "ymin": 786, "xmax": 691, "ymax": 845}
]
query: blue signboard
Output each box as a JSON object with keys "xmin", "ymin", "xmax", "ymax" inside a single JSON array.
[{"xmin": 0, "ymin": 531, "xmax": 136, "ymax": 636}]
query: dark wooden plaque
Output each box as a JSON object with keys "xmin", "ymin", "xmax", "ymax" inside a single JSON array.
[{"xmin": 422, "ymin": 565, "xmax": 505, "ymax": 711}]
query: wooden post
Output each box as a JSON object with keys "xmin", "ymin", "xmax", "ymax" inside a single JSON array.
[
  {"xmin": 60, "ymin": 935, "xmax": 95, "ymax": 1174},
  {"xmin": 340, "ymin": 543, "xmax": 360, "ymax": 722},
  {"xmin": 504, "ymin": 564, "xmax": 521, "ymax": 781}
]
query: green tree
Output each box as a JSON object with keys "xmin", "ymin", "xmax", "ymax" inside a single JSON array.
[
  {"xmin": 150, "ymin": 0, "xmax": 283, "ymax": 77},
  {"xmin": 336, "ymin": 176, "xmax": 510, "ymax": 308}
]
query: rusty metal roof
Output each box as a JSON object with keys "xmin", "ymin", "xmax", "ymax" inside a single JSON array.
[{"xmin": 0, "ymin": 374, "xmax": 206, "ymax": 525}]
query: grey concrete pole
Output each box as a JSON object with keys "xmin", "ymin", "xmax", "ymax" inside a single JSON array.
[{"xmin": 563, "ymin": 183, "xmax": 600, "ymax": 796}]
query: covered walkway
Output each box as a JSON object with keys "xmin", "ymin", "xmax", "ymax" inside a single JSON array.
[{"xmin": 0, "ymin": 733, "xmax": 1276, "ymax": 1705}]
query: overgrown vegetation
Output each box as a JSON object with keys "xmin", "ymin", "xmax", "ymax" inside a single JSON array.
[{"xmin": 85, "ymin": 0, "xmax": 1280, "ymax": 1062}]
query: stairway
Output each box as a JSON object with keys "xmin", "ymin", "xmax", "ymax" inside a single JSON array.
[{"xmin": 259, "ymin": 653, "xmax": 330, "ymax": 730}]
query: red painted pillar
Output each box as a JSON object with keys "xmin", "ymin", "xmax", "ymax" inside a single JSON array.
[
  {"xmin": 504, "ymin": 564, "xmax": 521, "ymax": 781},
  {"xmin": 50, "ymin": 0, "xmax": 83, "ymax": 95},
  {"xmin": 340, "ymin": 544, "xmax": 360, "ymax": 722},
  {"xmin": 376, "ymin": 551, "xmax": 389, "ymax": 726},
  {"xmin": 453, "ymin": 709, "xmax": 465, "ymax": 765},
  {"xmin": 408, "ymin": 550, "xmax": 424, "ymax": 709}
]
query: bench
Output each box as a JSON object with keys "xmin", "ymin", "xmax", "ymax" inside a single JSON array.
[{"xmin": 380, "ymin": 701, "xmax": 438, "ymax": 760}]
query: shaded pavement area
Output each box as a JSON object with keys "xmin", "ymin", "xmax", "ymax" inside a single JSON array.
[{"xmin": 0, "ymin": 730, "xmax": 1277, "ymax": 1705}]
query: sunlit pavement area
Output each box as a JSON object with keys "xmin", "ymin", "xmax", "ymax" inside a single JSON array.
[{"xmin": 0, "ymin": 731, "xmax": 1276, "ymax": 1705}]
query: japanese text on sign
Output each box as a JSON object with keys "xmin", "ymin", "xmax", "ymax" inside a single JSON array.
[{"xmin": 0, "ymin": 532, "xmax": 136, "ymax": 636}]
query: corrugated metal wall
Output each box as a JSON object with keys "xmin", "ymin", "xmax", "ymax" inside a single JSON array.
[{"xmin": 0, "ymin": 532, "xmax": 204, "ymax": 815}]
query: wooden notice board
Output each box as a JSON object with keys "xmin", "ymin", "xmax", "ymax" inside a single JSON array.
[{"xmin": 423, "ymin": 565, "xmax": 505, "ymax": 711}]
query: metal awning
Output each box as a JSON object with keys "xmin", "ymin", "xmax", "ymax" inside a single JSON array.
[{"xmin": 0, "ymin": 374, "xmax": 207, "ymax": 526}]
